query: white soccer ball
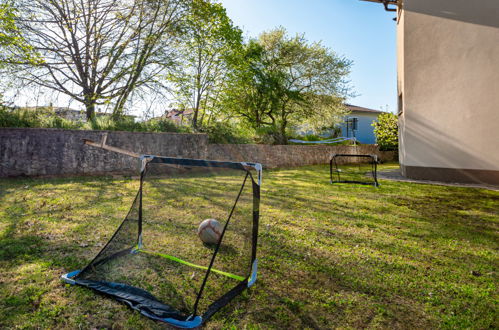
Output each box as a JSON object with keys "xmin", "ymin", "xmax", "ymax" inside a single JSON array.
[{"xmin": 197, "ymin": 218, "xmax": 222, "ymax": 244}]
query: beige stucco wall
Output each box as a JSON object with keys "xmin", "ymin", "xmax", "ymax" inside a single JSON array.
[{"xmin": 398, "ymin": 0, "xmax": 499, "ymax": 173}]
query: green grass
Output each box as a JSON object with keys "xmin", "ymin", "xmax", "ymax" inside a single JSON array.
[{"xmin": 0, "ymin": 163, "xmax": 497, "ymax": 329}]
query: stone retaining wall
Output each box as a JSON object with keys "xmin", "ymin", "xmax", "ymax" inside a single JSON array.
[
  {"xmin": 0, "ymin": 128, "xmax": 208, "ymax": 177},
  {"xmin": 207, "ymin": 144, "xmax": 395, "ymax": 168},
  {"xmin": 0, "ymin": 128, "xmax": 395, "ymax": 177}
]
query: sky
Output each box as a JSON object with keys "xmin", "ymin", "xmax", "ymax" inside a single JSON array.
[{"xmin": 219, "ymin": 0, "xmax": 397, "ymax": 112}]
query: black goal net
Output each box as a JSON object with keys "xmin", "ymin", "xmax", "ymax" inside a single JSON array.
[
  {"xmin": 62, "ymin": 156, "xmax": 261, "ymax": 328},
  {"xmin": 329, "ymin": 153, "xmax": 379, "ymax": 187}
]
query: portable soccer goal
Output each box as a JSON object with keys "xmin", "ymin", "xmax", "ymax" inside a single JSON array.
[
  {"xmin": 330, "ymin": 153, "xmax": 379, "ymax": 187},
  {"xmin": 62, "ymin": 137, "xmax": 262, "ymax": 328}
]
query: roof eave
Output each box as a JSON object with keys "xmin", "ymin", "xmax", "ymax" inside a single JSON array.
[{"xmin": 360, "ymin": 0, "xmax": 399, "ymax": 12}]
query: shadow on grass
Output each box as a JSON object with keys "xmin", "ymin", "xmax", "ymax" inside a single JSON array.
[
  {"xmin": 0, "ymin": 174, "xmax": 257, "ymax": 328},
  {"xmin": 0, "ymin": 166, "xmax": 497, "ymax": 329}
]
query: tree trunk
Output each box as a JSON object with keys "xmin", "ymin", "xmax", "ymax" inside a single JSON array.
[
  {"xmin": 277, "ymin": 124, "xmax": 287, "ymax": 144},
  {"xmin": 192, "ymin": 71, "xmax": 203, "ymax": 130},
  {"xmin": 84, "ymin": 94, "xmax": 96, "ymax": 120},
  {"xmin": 192, "ymin": 107, "xmax": 199, "ymax": 130}
]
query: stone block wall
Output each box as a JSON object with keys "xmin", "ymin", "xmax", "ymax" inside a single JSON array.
[
  {"xmin": 207, "ymin": 144, "xmax": 395, "ymax": 168},
  {"xmin": 0, "ymin": 128, "xmax": 394, "ymax": 177},
  {"xmin": 0, "ymin": 128, "xmax": 208, "ymax": 177}
]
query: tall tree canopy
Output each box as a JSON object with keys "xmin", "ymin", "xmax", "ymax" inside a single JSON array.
[
  {"xmin": 11, "ymin": 0, "xmax": 189, "ymax": 119},
  {"xmin": 223, "ymin": 28, "xmax": 352, "ymax": 143},
  {"xmin": 169, "ymin": 0, "xmax": 242, "ymax": 130}
]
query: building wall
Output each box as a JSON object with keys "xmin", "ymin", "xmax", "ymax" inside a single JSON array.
[
  {"xmin": 341, "ymin": 112, "xmax": 380, "ymax": 144},
  {"xmin": 398, "ymin": 0, "xmax": 499, "ymax": 184}
]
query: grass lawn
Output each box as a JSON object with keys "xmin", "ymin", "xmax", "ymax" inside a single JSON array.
[{"xmin": 0, "ymin": 163, "xmax": 497, "ymax": 329}]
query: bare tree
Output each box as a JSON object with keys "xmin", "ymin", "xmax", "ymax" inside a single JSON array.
[{"xmin": 12, "ymin": 0, "xmax": 188, "ymax": 119}]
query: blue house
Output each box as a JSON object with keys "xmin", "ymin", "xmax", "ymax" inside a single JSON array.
[{"xmin": 341, "ymin": 104, "xmax": 384, "ymax": 144}]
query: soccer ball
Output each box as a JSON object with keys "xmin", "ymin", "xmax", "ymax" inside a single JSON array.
[{"xmin": 198, "ymin": 219, "xmax": 222, "ymax": 244}]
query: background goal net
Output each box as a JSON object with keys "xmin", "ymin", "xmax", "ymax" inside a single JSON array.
[{"xmin": 329, "ymin": 153, "xmax": 379, "ymax": 187}]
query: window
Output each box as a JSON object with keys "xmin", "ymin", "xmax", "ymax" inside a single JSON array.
[{"xmin": 345, "ymin": 117, "xmax": 358, "ymax": 138}]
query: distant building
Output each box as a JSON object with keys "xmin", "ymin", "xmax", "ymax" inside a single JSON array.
[
  {"xmin": 162, "ymin": 108, "xmax": 194, "ymax": 125},
  {"xmin": 53, "ymin": 107, "xmax": 96, "ymax": 121},
  {"xmin": 341, "ymin": 104, "xmax": 384, "ymax": 144},
  {"xmin": 291, "ymin": 104, "xmax": 384, "ymax": 144}
]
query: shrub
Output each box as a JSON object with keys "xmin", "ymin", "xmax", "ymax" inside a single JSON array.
[
  {"xmin": 254, "ymin": 126, "xmax": 281, "ymax": 145},
  {"xmin": 372, "ymin": 112, "xmax": 398, "ymax": 151},
  {"xmin": 37, "ymin": 114, "xmax": 81, "ymax": 129},
  {"xmin": 202, "ymin": 122, "xmax": 251, "ymax": 144},
  {"xmin": 0, "ymin": 107, "xmax": 80, "ymax": 129},
  {"xmin": 146, "ymin": 118, "xmax": 192, "ymax": 133},
  {"xmin": 83, "ymin": 116, "xmax": 136, "ymax": 131},
  {"xmin": 82, "ymin": 116, "xmax": 195, "ymax": 133},
  {"xmin": 0, "ymin": 106, "xmax": 257, "ymax": 143},
  {"xmin": 0, "ymin": 106, "xmax": 195, "ymax": 134},
  {"xmin": 299, "ymin": 134, "xmax": 322, "ymax": 142},
  {"xmin": 0, "ymin": 107, "xmax": 34, "ymax": 127}
]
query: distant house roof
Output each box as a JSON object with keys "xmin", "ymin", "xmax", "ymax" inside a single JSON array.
[
  {"xmin": 148, "ymin": 108, "xmax": 194, "ymax": 125},
  {"xmin": 165, "ymin": 108, "xmax": 194, "ymax": 119},
  {"xmin": 345, "ymin": 104, "xmax": 384, "ymax": 114}
]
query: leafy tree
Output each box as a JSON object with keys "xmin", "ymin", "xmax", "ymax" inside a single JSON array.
[
  {"xmin": 0, "ymin": 2, "xmax": 40, "ymax": 66},
  {"xmin": 372, "ymin": 112, "xmax": 398, "ymax": 151},
  {"xmin": 222, "ymin": 40, "xmax": 277, "ymax": 130},
  {"xmin": 291, "ymin": 93, "xmax": 349, "ymax": 136},
  {"xmin": 11, "ymin": 0, "xmax": 188, "ymax": 119},
  {"xmin": 169, "ymin": 0, "xmax": 242, "ymax": 130},
  {"xmin": 223, "ymin": 28, "xmax": 352, "ymax": 144}
]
